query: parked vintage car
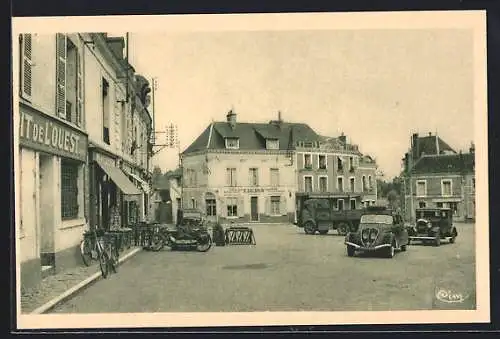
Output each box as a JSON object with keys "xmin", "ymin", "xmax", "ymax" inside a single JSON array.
[
  {"xmin": 407, "ymin": 208, "xmax": 458, "ymax": 246},
  {"xmin": 344, "ymin": 206, "xmax": 409, "ymax": 258},
  {"xmin": 295, "ymin": 193, "xmax": 366, "ymax": 235}
]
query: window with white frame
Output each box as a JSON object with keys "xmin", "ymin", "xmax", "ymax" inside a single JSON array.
[
  {"xmin": 319, "ymin": 176, "xmax": 328, "ymax": 192},
  {"xmin": 266, "ymin": 139, "xmax": 279, "ymax": 150},
  {"xmin": 318, "ymin": 155, "xmax": 327, "ymax": 169},
  {"xmin": 191, "ymin": 198, "xmax": 196, "ymax": 209},
  {"xmin": 337, "ymin": 157, "xmax": 344, "ymax": 171},
  {"xmin": 226, "ymin": 168, "xmax": 237, "ymax": 186},
  {"xmin": 304, "ymin": 176, "xmax": 313, "ymax": 192},
  {"xmin": 337, "ymin": 176, "xmax": 344, "ymax": 192},
  {"xmin": 19, "ymin": 34, "xmax": 33, "ymax": 100},
  {"xmin": 441, "ymin": 179, "xmax": 452, "ymax": 196},
  {"xmin": 304, "ymin": 154, "xmax": 312, "ymax": 169},
  {"xmin": 416, "ymin": 180, "xmax": 427, "ymax": 197},
  {"xmin": 270, "ymin": 168, "xmax": 279, "ymax": 187},
  {"xmin": 349, "ymin": 177, "xmax": 355, "ymax": 192},
  {"xmin": 270, "ymin": 196, "xmax": 281, "ymax": 215},
  {"xmin": 225, "ymin": 138, "xmax": 239, "ymax": 149},
  {"xmin": 362, "ymin": 175, "xmax": 367, "ymax": 191},
  {"xmin": 249, "ymin": 168, "xmax": 259, "ymax": 186},
  {"xmin": 419, "ymin": 201, "xmax": 426, "ymax": 208},
  {"xmin": 226, "ymin": 197, "xmax": 238, "ymax": 217}
]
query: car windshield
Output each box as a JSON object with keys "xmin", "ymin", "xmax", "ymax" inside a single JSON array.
[{"xmin": 360, "ymin": 214, "xmax": 393, "ymax": 224}]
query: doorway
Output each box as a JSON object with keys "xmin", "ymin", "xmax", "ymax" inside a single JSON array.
[
  {"xmin": 39, "ymin": 154, "xmax": 55, "ymax": 273},
  {"xmin": 250, "ymin": 196, "xmax": 259, "ymax": 221}
]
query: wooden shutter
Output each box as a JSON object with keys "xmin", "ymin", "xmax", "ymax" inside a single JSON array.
[
  {"xmin": 226, "ymin": 169, "xmax": 231, "ymax": 186},
  {"xmin": 237, "ymin": 196, "xmax": 244, "ymax": 217},
  {"xmin": 56, "ymin": 33, "xmax": 67, "ymax": 118},
  {"xmin": 248, "ymin": 169, "xmax": 253, "ymax": 186},
  {"xmin": 280, "ymin": 196, "xmax": 287, "ymax": 216},
  {"xmin": 76, "ymin": 48, "xmax": 83, "ymax": 127},
  {"xmin": 20, "ymin": 34, "xmax": 33, "ymax": 100}
]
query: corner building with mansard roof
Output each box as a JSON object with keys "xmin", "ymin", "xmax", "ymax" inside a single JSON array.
[
  {"xmin": 181, "ymin": 110, "xmax": 378, "ymax": 224},
  {"xmin": 181, "ymin": 110, "xmax": 319, "ymax": 224}
]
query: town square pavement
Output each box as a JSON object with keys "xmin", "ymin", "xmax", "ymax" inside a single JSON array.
[{"xmin": 50, "ymin": 222, "xmax": 476, "ymax": 313}]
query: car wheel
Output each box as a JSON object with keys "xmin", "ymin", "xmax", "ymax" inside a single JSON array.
[
  {"xmin": 434, "ymin": 236, "xmax": 441, "ymax": 247},
  {"xmin": 347, "ymin": 245, "xmax": 355, "ymax": 257},
  {"xmin": 384, "ymin": 243, "xmax": 395, "ymax": 258},
  {"xmin": 304, "ymin": 221, "xmax": 316, "ymax": 235},
  {"xmin": 450, "ymin": 229, "xmax": 457, "ymax": 243},
  {"xmin": 318, "ymin": 230, "xmax": 328, "ymax": 235}
]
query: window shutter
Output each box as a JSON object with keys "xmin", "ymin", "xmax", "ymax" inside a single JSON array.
[
  {"xmin": 280, "ymin": 196, "xmax": 287, "ymax": 216},
  {"xmin": 237, "ymin": 196, "xmax": 244, "ymax": 217},
  {"xmin": 226, "ymin": 169, "xmax": 230, "ymax": 186},
  {"xmin": 21, "ymin": 34, "xmax": 33, "ymax": 100},
  {"xmin": 56, "ymin": 33, "xmax": 67, "ymax": 118},
  {"xmin": 76, "ymin": 48, "xmax": 83, "ymax": 127},
  {"xmin": 265, "ymin": 196, "xmax": 270, "ymax": 216},
  {"xmin": 248, "ymin": 169, "xmax": 253, "ymax": 186}
]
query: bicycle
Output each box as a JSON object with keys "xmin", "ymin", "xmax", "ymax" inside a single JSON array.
[{"xmin": 80, "ymin": 227, "xmax": 119, "ymax": 278}]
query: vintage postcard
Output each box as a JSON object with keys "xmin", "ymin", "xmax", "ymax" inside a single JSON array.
[{"xmin": 12, "ymin": 10, "xmax": 489, "ymax": 329}]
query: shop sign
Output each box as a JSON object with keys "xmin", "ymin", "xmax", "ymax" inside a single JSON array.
[
  {"xmin": 223, "ymin": 187, "xmax": 285, "ymax": 195},
  {"xmin": 19, "ymin": 107, "xmax": 88, "ymax": 162}
]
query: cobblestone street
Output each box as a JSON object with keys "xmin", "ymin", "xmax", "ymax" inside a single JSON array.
[{"xmin": 49, "ymin": 222, "xmax": 476, "ymax": 313}]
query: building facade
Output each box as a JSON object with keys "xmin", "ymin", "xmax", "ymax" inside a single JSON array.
[
  {"xmin": 16, "ymin": 32, "xmax": 153, "ymax": 291},
  {"xmin": 181, "ymin": 111, "xmax": 308, "ymax": 224},
  {"xmin": 295, "ymin": 133, "xmax": 378, "ymax": 214},
  {"xmin": 17, "ymin": 33, "xmax": 89, "ymax": 289},
  {"xmin": 83, "ymin": 33, "xmax": 153, "ymax": 233},
  {"xmin": 401, "ymin": 132, "xmax": 475, "ymax": 222},
  {"xmin": 148, "ymin": 168, "xmax": 182, "ymax": 224},
  {"xmin": 181, "ymin": 110, "xmax": 378, "ymax": 225}
]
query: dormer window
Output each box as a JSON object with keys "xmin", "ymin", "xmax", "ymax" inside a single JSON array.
[
  {"xmin": 266, "ymin": 139, "xmax": 279, "ymax": 150},
  {"xmin": 225, "ymin": 138, "xmax": 239, "ymax": 149}
]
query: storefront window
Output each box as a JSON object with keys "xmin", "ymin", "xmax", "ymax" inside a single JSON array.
[
  {"xmin": 227, "ymin": 197, "xmax": 238, "ymax": 217},
  {"xmin": 61, "ymin": 159, "xmax": 79, "ymax": 220}
]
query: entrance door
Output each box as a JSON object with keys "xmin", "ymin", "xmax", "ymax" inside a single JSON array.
[
  {"xmin": 250, "ymin": 196, "xmax": 259, "ymax": 221},
  {"xmin": 350, "ymin": 199, "xmax": 356, "ymax": 210},
  {"xmin": 39, "ymin": 154, "xmax": 55, "ymax": 273},
  {"xmin": 338, "ymin": 199, "xmax": 344, "ymax": 211}
]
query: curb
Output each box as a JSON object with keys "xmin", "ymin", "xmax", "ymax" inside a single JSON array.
[{"xmin": 30, "ymin": 247, "xmax": 142, "ymax": 314}]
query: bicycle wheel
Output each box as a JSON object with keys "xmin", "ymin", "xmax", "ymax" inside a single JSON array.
[
  {"xmin": 80, "ymin": 239, "xmax": 93, "ymax": 266},
  {"xmin": 110, "ymin": 242, "xmax": 119, "ymax": 274},
  {"xmin": 98, "ymin": 250, "xmax": 109, "ymax": 279}
]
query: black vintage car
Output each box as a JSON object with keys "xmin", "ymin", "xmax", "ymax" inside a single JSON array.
[
  {"xmin": 344, "ymin": 206, "xmax": 409, "ymax": 258},
  {"xmin": 407, "ymin": 208, "xmax": 458, "ymax": 246}
]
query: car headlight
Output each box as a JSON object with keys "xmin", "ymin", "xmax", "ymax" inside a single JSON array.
[
  {"xmin": 427, "ymin": 222, "xmax": 433, "ymax": 228},
  {"xmin": 369, "ymin": 231, "xmax": 377, "ymax": 240},
  {"xmin": 361, "ymin": 230, "xmax": 369, "ymax": 240}
]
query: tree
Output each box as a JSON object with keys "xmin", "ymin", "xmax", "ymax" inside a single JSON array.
[
  {"xmin": 387, "ymin": 189, "xmax": 400, "ymax": 209},
  {"xmin": 151, "ymin": 166, "xmax": 163, "ymax": 186}
]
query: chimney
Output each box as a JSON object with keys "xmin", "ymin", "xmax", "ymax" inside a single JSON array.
[
  {"xmin": 106, "ymin": 37, "xmax": 125, "ymax": 60},
  {"xmin": 226, "ymin": 109, "xmax": 237, "ymax": 128},
  {"xmin": 411, "ymin": 133, "xmax": 419, "ymax": 160},
  {"xmin": 339, "ymin": 132, "xmax": 346, "ymax": 145},
  {"xmin": 278, "ymin": 110, "xmax": 283, "ymax": 123}
]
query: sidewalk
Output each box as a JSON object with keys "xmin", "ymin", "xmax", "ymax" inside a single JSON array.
[{"xmin": 20, "ymin": 246, "xmax": 142, "ymax": 314}]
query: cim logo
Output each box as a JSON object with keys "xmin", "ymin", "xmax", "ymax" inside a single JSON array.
[{"xmin": 435, "ymin": 288, "xmax": 469, "ymax": 303}]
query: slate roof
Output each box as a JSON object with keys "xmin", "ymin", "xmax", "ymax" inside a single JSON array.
[
  {"xmin": 411, "ymin": 153, "xmax": 474, "ymax": 174},
  {"xmin": 182, "ymin": 121, "xmax": 321, "ymax": 155},
  {"xmin": 415, "ymin": 135, "xmax": 456, "ymax": 157}
]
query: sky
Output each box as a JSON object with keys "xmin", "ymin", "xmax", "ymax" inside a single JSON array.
[{"xmin": 112, "ymin": 28, "xmax": 474, "ymax": 179}]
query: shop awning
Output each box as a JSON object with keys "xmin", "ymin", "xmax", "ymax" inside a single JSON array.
[
  {"xmin": 122, "ymin": 169, "xmax": 151, "ymax": 194},
  {"xmin": 95, "ymin": 158, "xmax": 142, "ymax": 196}
]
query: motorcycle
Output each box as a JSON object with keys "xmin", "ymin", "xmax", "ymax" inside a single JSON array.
[{"xmin": 149, "ymin": 222, "xmax": 212, "ymax": 252}]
